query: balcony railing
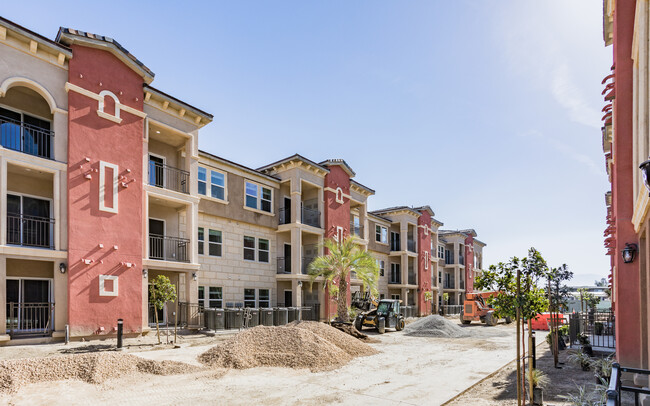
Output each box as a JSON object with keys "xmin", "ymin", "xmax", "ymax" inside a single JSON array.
[
  {"xmin": 408, "ymin": 273, "xmax": 416, "ymax": 285},
  {"xmin": 443, "ymin": 280, "xmax": 455, "ymax": 289},
  {"xmin": 148, "ymin": 161, "xmax": 190, "ymax": 194},
  {"xmin": 407, "ymin": 240, "xmax": 416, "ymax": 253},
  {"xmin": 149, "ymin": 234, "xmax": 190, "ymax": 262},
  {"xmin": 7, "ymin": 213, "xmax": 54, "ymax": 249},
  {"xmin": 390, "ymin": 240, "xmax": 400, "ymax": 251},
  {"xmin": 277, "ymin": 257, "xmax": 291, "ymax": 274},
  {"xmin": 460, "ymin": 280, "xmax": 465, "ymax": 290},
  {"xmin": 445, "ymin": 255, "xmax": 454, "ymax": 265},
  {"xmin": 0, "ymin": 114, "xmax": 54, "ymax": 160},
  {"xmin": 350, "ymin": 221, "xmax": 364, "ymax": 238},
  {"xmin": 7, "ymin": 302, "xmax": 54, "ymax": 337},
  {"xmin": 302, "ymin": 257, "xmax": 314, "ymax": 275},
  {"xmin": 279, "ymin": 207, "xmax": 291, "ymax": 225},
  {"xmin": 301, "ymin": 207, "xmax": 320, "ymax": 228},
  {"xmin": 459, "ymin": 256, "xmax": 465, "ymax": 265},
  {"xmin": 389, "ymin": 275, "xmax": 402, "ymax": 284}
]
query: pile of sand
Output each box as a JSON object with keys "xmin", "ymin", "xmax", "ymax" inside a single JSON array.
[
  {"xmin": 199, "ymin": 322, "xmax": 378, "ymax": 372},
  {"xmin": 0, "ymin": 352, "xmax": 199, "ymax": 393},
  {"xmin": 404, "ymin": 315, "xmax": 471, "ymax": 338}
]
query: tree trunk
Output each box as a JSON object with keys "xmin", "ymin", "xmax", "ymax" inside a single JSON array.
[{"xmin": 337, "ymin": 276, "xmax": 349, "ymax": 323}]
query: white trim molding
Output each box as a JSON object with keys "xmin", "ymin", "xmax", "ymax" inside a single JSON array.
[
  {"xmin": 65, "ymin": 82, "xmax": 146, "ymax": 121},
  {"xmin": 99, "ymin": 275, "xmax": 118, "ymax": 296},
  {"xmin": 99, "ymin": 161, "xmax": 119, "ymax": 214}
]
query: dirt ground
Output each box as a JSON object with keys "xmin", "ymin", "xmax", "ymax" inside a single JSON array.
[
  {"xmin": 0, "ymin": 319, "xmax": 537, "ymax": 405},
  {"xmin": 446, "ymin": 343, "xmax": 615, "ymax": 406}
]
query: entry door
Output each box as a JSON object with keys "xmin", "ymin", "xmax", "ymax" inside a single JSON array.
[
  {"xmin": 284, "ymin": 290, "xmax": 292, "ymax": 307},
  {"xmin": 149, "ymin": 219, "xmax": 165, "ymax": 259},
  {"xmin": 6, "ymin": 279, "xmax": 51, "ymax": 332},
  {"xmin": 6, "ymin": 195, "xmax": 51, "ymax": 248},
  {"xmin": 284, "ymin": 244, "xmax": 291, "ymax": 273},
  {"xmin": 283, "ymin": 197, "xmax": 291, "ymax": 223},
  {"xmin": 149, "ymin": 155, "xmax": 165, "ymax": 188}
]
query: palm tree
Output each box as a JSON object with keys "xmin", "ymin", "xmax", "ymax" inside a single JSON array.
[{"xmin": 308, "ymin": 237, "xmax": 380, "ymax": 323}]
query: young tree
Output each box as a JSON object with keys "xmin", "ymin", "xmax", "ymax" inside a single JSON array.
[
  {"xmin": 308, "ymin": 237, "xmax": 379, "ymax": 323},
  {"xmin": 546, "ymin": 264, "xmax": 573, "ymax": 367},
  {"xmin": 149, "ymin": 275, "xmax": 177, "ymax": 344}
]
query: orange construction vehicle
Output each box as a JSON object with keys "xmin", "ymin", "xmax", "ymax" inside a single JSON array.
[{"xmin": 460, "ymin": 291, "xmax": 511, "ymax": 326}]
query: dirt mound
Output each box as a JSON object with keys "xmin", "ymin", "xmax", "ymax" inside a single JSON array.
[
  {"xmin": 288, "ymin": 321, "xmax": 379, "ymax": 354},
  {"xmin": 199, "ymin": 324, "xmax": 377, "ymax": 372},
  {"xmin": 0, "ymin": 352, "xmax": 199, "ymax": 393},
  {"xmin": 404, "ymin": 315, "xmax": 471, "ymax": 338}
]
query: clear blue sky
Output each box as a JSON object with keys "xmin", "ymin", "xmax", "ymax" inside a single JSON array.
[{"xmin": 3, "ymin": 1, "xmax": 610, "ymax": 285}]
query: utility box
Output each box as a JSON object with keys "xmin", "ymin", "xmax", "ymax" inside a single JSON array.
[
  {"xmin": 260, "ymin": 308, "xmax": 274, "ymax": 326},
  {"xmin": 247, "ymin": 308, "xmax": 260, "ymax": 327},
  {"xmin": 214, "ymin": 308, "xmax": 225, "ymax": 330},
  {"xmin": 287, "ymin": 307, "xmax": 297, "ymax": 323},
  {"xmin": 204, "ymin": 308, "xmax": 216, "ymax": 330},
  {"xmin": 275, "ymin": 307, "xmax": 288, "ymax": 326},
  {"xmin": 226, "ymin": 308, "xmax": 243, "ymax": 329}
]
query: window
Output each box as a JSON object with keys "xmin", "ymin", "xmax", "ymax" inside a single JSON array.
[
  {"xmin": 209, "ymin": 229, "xmax": 222, "ymax": 257},
  {"xmin": 209, "ymin": 287, "xmax": 223, "ymax": 308},
  {"xmin": 198, "ymin": 286, "xmax": 205, "ymax": 309},
  {"xmin": 259, "ymin": 289, "xmax": 270, "ymax": 307},
  {"xmin": 258, "ymin": 239, "xmax": 270, "ymax": 263},
  {"xmin": 380, "ymin": 294, "xmax": 386, "ymax": 300},
  {"xmin": 244, "ymin": 236, "xmax": 256, "ymax": 261},
  {"xmin": 0, "ymin": 106, "xmax": 52, "ymax": 159},
  {"xmin": 375, "ymin": 225, "xmax": 388, "ymax": 244},
  {"xmin": 198, "ymin": 227, "xmax": 205, "ymax": 255},
  {"xmin": 439, "ymin": 271, "xmax": 442, "ymax": 284},
  {"xmin": 377, "ymin": 259, "xmax": 385, "ymax": 276},
  {"xmin": 438, "ymin": 245, "xmax": 444, "ymax": 259},
  {"xmin": 390, "ymin": 232, "xmax": 400, "ymax": 251},
  {"xmin": 244, "ymin": 288, "xmax": 256, "ymax": 308},
  {"xmin": 245, "ymin": 181, "xmax": 272, "ymax": 213},
  {"xmin": 199, "ymin": 167, "xmax": 226, "ymax": 200},
  {"xmin": 391, "ymin": 294, "xmax": 400, "ymax": 300},
  {"xmin": 390, "ymin": 263, "xmax": 401, "ymax": 283}
]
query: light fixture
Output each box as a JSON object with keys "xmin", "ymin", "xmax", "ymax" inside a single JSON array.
[
  {"xmin": 142, "ymin": 269, "xmax": 148, "ymax": 278},
  {"xmin": 298, "ymin": 281, "xmax": 303, "ymax": 288},
  {"xmin": 641, "ymin": 158, "xmax": 650, "ymax": 195},
  {"xmin": 59, "ymin": 263, "xmax": 67, "ymax": 274},
  {"xmin": 192, "ymin": 272, "xmax": 198, "ymax": 281},
  {"xmin": 622, "ymin": 243, "xmax": 638, "ymax": 264}
]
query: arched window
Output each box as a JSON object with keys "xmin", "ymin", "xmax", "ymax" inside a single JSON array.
[
  {"xmin": 97, "ymin": 90, "xmax": 122, "ymax": 123},
  {"xmin": 335, "ymin": 187, "xmax": 344, "ymax": 204}
]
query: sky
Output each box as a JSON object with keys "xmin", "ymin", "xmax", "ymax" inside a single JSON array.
[{"xmin": 3, "ymin": 1, "xmax": 611, "ymax": 285}]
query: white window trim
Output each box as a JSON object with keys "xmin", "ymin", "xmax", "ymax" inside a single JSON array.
[
  {"xmin": 243, "ymin": 235, "xmax": 257, "ymax": 262},
  {"xmin": 335, "ymin": 187, "xmax": 344, "ymax": 204},
  {"xmin": 208, "ymin": 229, "xmax": 223, "ymax": 257},
  {"xmin": 99, "ymin": 275, "xmax": 119, "ymax": 297},
  {"xmin": 198, "ymin": 227, "xmax": 205, "ymax": 255},
  {"xmin": 258, "ymin": 288, "xmax": 271, "ymax": 307},
  {"xmin": 97, "ymin": 90, "xmax": 123, "ymax": 124},
  {"xmin": 258, "ymin": 238, "xmax": 270, "ymax": 263},
  {"xmin": 99, "ymin": 161, "xmax": 119, "ymax": 213},
  {"xmin": 375, "ymin": 225, "xmax": 388, "ymax": 245},
  {"xmin": 244, "ymin": 180, "xmax": 273, "ymax": 214},
  {"xmin": 244, "ymin": 288, "xmax": 257, "ymax": 308}
]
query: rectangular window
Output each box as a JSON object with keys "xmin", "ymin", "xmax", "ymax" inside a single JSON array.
[
  {"xmin": 259, "ymin": 289, "xmax": 270, "ymax": 308},
  {"xmin": 377, "ymin": 259, "xmax": 385, "ymax": 276},
  {"xmin": 198, "ymin": 227, "xmax": 205, "ymax": 255},
  {"xmin": 198, "ymin": 286, "xmax": 205, "ymax": 309},
  {"xmin": 210, "ymin": 170, "xmax": 225, "ymax": 200},
  {"xmin": 244, "ymin": 288, "xmax": 256, "ymax": 308},
  {"xmin": 375, "ymin": 225, "xmax": 388, "ymax": 244},
  {"xmin": 391, "ymin": 294, "xmax": 400, "ymax": 300},
  {"xmin": 258, "ymin": 238, "xmax": 270, "ymax": 263},
  {"xmin": 390, "ymin": 263, "xmax": 400, "ymax": 283},
  {"xmin": 245, "ymin": 181, "xmax": 272, "ymax": 213},
  {"xmin": 380, "ymin": 294, "xmax": 386, "ymax": 300},
  {"xmin": 439, "ymin": 271, "xmax": 442, "ymax": 284},
  {"xmin": 244, "ymin": 236, "xmax": 256, "ymax": 261},
  {"xmin": 198, "ymin": 167, "xmax": 207, "ymax": 195},
  {"xmin": 438, "ymin": 245, "xmax": 444, "ymax": 259},
  {"xmin": 209, "ymin": 229, "xmax": 222, "ymax": 257},
  {"xmin": 390, "ymin": 232, "xmax": 400, "ymax": 251},
  {"xmin": 209, "ymin": 286, "xmax": 223, "ymax": 308}
]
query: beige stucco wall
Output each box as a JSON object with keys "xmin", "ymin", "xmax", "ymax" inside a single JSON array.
[
  {"xmin": 148, "ymin": 204, "xmax": 181, "ymax": 236},
  {"xmin": 367, "ymin": 219, "xmax": 390, "ymax": 253},
  {"xmin": 197, "ymin": 213, "xmax": 277, "ymax": 307},
  {"xmin": 6, "ymin": 258, "xmax": 53, "ymax": 278},
  {"xmin": 7, "ymin": 172, "xmax": 54, "ymax": 199}
]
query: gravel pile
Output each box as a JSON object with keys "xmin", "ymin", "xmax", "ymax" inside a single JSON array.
[
  {"xmin": 199, "ymin": 323, "xmax": 377, "ymax": 372},
  {"xmin": 404, "ymin": 315, "xmax": 471, "ymax": 338},
  {"xmin": 0, "ymin": 352, "xmax": 198, "ymax": 393}
]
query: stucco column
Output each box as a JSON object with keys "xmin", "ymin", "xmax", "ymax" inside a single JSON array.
[
  {"xmin": 53, "ymin": 171, "xmax": 60, "ymax": 251},
  {"xmin": 401, "ymin": 287, "xmax": 407, "ymax": 306},
  {"xmin": 53, "ymin": 260, "xmax": 67, "ymax": 333},
  {"xmin": 144, "ymin": 194, "xmax": 150, "ymax": 259},
  {"xmin": 185, "ymin": 273, "xmax": 199, "ymax": 325},
  {"xmin": 318, "ymin": 187, "xmax": 324, "ymax": 229},
  {"xmin": 401, "ymin": 253, "xmax": 408, "ymax": 285},
  {"xmin": 290, "ymin": 178, "xmax": 301, "ymax": 224},
  {"xmin": 291, "ymin": 279, "xmax": 302, "ymax": 307},
  {"xmin": 0, "ymin": 257, "xmax": 5, "ymax": 335},
  {"xmin": 52, "ymin": 111, "xmax": 67, "ymax": 162},
  {"xmin": 400, "ymin": 223, "xmax": 408, "ymax": 252},
  {"xmin": 0, "ymin": 157, "xmax": 6, "ymax": 246},
  {"xmin": 188, "ymin": 202, "xmax": 198, "ymax": 264},
  {"xmin": 359, "ymin": 202, "xmax": 367, "ymax": 241},
  {"xmin": 142, "ymin": 270, "xmax": 150, "ymax": 332},
  {"xmin": 291, "ymin": 228, "xmax": 301, "ymax": 275}
]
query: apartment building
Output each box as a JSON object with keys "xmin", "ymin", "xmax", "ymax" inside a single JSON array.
[
  {"xmin": 437, "ymin": 230, "xmax": 485, "ymax": 307},
  {"xmin": 0, "ymin": 16, "xmax": 487, "ymax": 342}
]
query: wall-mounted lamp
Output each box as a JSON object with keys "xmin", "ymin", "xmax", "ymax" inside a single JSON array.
[
  {"xmin": 622, "ymin": 243, "xmax": 638, "ymax": 264},
  {"xmin": 192, "ymin": 272, "xmax": 198, "ymax": 281},
  {"xmin": 59, "ymin": 263, "xmax": 67, "ymax": 274},
  {"xmin": 298, "ymin": 281, "xmax": 303, "ymax": 288},
  {"xmin": 142, "ymin": 269, "xmax": 148, "ymax": 278},
  {"xmin": 640, "ymin": 158, "xmax": 650, "ymax": 195}
]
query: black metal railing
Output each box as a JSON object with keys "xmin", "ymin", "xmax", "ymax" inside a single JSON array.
[
  {"xmin": 443, "ymin": 305, "xmax": 463, "ymax": 315},
  {"xmin": 408, "ymin": 272, "xmax": 416, "ymax": 285},
  {"xmin": 149, "ymin": 234, "xmax": 190, "ymax": 262},
  {"xmin": 302, "ymin": 257, "xmax": 314, "ymax": 275},
  {"xmin": 389, "ymin": 275, "xmax": 401, "ymax": 284},
  {"xmin": 7, "ymin": 302, "xmax": 54, "ymax": 337},
  {"xmin": 277, "ymin": 257, "xmax": 291, "ymax": 274},
  {"xmin": 569, "ymin": 310, "xmax": 616, "ymax": 349},
  {"xmin": 148, "ymin": 161, "xmax": 190, "ymax": 194},
  {"xmin": 444, "ymin": 279, "xmax": 455, "ymax": 289},
  {"xmin": 390, "ymin": 240, "xmax": 401, "ymax": 251},
  {"xmin": 0, "ymin": 114, "xmax": 54, "ymax": 160},
  {"xmin": 301, "ymin": 207, "xmax": 320, "ymax": 228},
  {"xmin": 445, "ymin": 255, "xmax": 454, "ymax": 265},
  {"xmin": 279, "ymin": 207, "xmax": 291, "ymax": 225},
  {"xmin": 350, "ymin": 221, "xmax": 364, "ymax": 238},
  {"xmin": 148, "ymin": 302, "xmax": 202, "ymax": 328},
  {"xmin": 607, "ymin": 363, "xmax": 650, "ymax": 406},
  {"xmin": 407, "ymin": 240, "xmax": 416, "ymax": 253},
  {"xmin": 7, "ymin": 213, "xmax": 55, "ymax": 249}
]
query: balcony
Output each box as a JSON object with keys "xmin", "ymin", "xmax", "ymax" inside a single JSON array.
[
  {"xmin": 301, "ymin": 207, "xmax": 320, "ymax": 228},
  {"xmin": 390, "ymin": 240, "xmax": 400, "ymax": 252},
  {"xmin": 0, "ymin": 114, "xmax": 54, "ymax": 160},
  {"xmin": 7, "ymin": 213, "xmax": 54, "ymax": 249},
  {"xmin": 302, "ymin": 257, "xmax": 314, "ymax": 275},
  {"xmin": 148, "ymin": 161, "xmax": 190, "ymax": 194},
  {"xmin": 408, "ymin": 272, "xmax": 416, "ymax": 285},
  {"xmin": 460, "ymin": 280, "xmax": 465, "ymax": 290},
  {"xmin": 444, "ymin": 280, "xmax": 455, "ymax": 289},
  {"xmin": 279, "ymin": 207, "xmax": 290, "ymax": 225},
  {"xmin": 407, "ymin": 240, "xmax": 416, "ymax": 253},
  {"xmin": 149, "ymin": 234, "xmax": 190, "ymax": 262},
  {"xmin": 277, "ymin": 257, "xmax": 291, "ymax": 274},
  {"xmin": 445, "ymin": 256, "xmax": 454, "ymax": 265},
  {"xmin": 350, "ymin": 221, "xmax": 364, "ymax": 238},
  {"xmin": 389, "ymin": 275, "xmax": 401, "ymax": 284},
  {"xmin": 459, "ymin": 256, "xmax": 465, "ymax": 266}
]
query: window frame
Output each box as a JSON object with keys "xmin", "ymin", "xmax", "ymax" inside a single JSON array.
[
  {"xmin": 198, "ymin": 227, "xmax": 205, "ymax": 255},
  {"xmin": 198, "ymin": 166, "xmax": 227, "ymax": 202},
  {"xmin": 377, "ymin": 259, "xmax": 385, "ymax": 277},
  {"xmin": 244, "ymin": 180, "xmax": 273, "ymax": 214},
  {"xmin": 243, "ymin": 236, "xmax": 256, "ymax": 261},
  {"xmin": 258, "ymin": 289, "xmax": 270, "ymax": 308},
  {"xmin": 258, "ymin": 238, "xmax": 270, "ymax": 263},
  {"xmin": 208, "ymin": 286, "xmax": 223, "ymax": 308},
  {"xmin": 208, "ymin": 229, "xmax": 222, "ymax": 257},
  {"xmin": 244, "ymin": 288, "xmax": 256, "ymax": 308},
  {"xmin": 375, "ymin": 225, "xmax": 388, "ymax": 244}
]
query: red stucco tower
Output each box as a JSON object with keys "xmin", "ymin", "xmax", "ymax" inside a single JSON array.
[{"xmin": 417, "ymin": 209, "xmax": 432, "ymax": 315}]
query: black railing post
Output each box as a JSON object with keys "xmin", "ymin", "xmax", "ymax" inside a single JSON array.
[{"xmin": 117, "ymin": 318, "xmax": 123, "ymax": 348}]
